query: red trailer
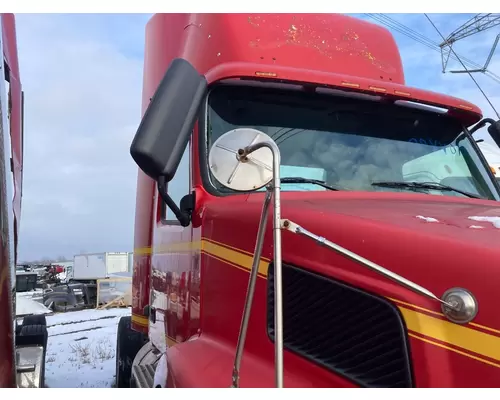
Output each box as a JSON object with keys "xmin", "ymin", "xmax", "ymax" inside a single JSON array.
[
  {"xmin": 118, "ymin": 13, "xmax": 500, "ymax": 388},
  {"xmin": 0, "ymin": 13, "xmax": 47, "ymax": 388}
]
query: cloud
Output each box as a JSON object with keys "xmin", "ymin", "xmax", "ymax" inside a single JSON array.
[
  {"xmin": 15, "ymin": 13, "xmax": 500, "ymax": 261},
  {"xmin": 16, "ymin": 14, "xmax": 149, "ymax": 261}
]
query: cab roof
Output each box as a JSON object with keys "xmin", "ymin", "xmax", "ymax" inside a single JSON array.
[{"xmin": 143, "ymin": 13, "xmax": 482, "ymax": 125}]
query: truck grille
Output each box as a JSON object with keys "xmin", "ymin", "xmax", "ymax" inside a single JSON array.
[{"xmin": 267, "ymin": 263, "xmax": 413, "ymax": 388}]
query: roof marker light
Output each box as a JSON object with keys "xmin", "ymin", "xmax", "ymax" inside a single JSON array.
[
  {"xmin": 369, "ymin": 86, "xmax": 387, "ymax": 93},
  {"xmin": 341, "ymin": 81, "xmax": 360, "ymax": 88},
  {"xmin": 394, "ymin": 90, "xmax": 411, "ymax": 97},
  {"xmin": 255, "ymin": 71, "xmax": 277, "ymax": 78},
  {"xmin": 459, "ymin": 104, "xmax": 473, "ymax": 110}
]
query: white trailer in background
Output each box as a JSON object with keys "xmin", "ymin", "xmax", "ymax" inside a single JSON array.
[
  {"xmin": 127, "ymin": 252, "xmax": 134, "ymax": 273},
  {"xmin": 72, "ymin": 252, "xmax": 129, "ymax": 281}
]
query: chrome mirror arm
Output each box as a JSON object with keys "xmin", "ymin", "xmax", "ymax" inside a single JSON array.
[
  {"xmin": 231, "ymin": 189, "xmax": 272, "ymax": 388},
  {"xmin": 280, "ymin": 219, "xmax": 478, "ymax": 324},
  {"xmin": 237, "ymin": 141, "xmax": 284, "ymax": 388}
]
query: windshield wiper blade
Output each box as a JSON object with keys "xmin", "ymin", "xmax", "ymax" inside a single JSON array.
[
  {"xmin": 371, "ymin": 181, "xmax": 482, "ymax": 199},
  {"xmin": 281, "ymin": 177, "xmax": 340, "ymax": 191}
]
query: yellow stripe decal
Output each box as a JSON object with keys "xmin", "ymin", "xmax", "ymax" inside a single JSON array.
[
  {"xmin": 408, "ymin": 333, "xmax": 500, "ymax": 369},
  {"xmin": 202, "ymin": 240, "xmax": 269, "ymax": 276},
  {"xmin": 133, "ymin": 240, "xmax": 500, "ymax": 367},
  {"xmin": 132, "ymin": 313, "xmax": 148, "ymax": 326},
  {"xmin": 400, "ymin": 307, "xmax": 500, "ymax": 362},
  {"xmin": 204, "ymin": 237, "xmax": 271, "ymax": 262}
]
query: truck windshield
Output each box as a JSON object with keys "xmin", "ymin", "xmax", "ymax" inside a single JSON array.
[{"xmin": 206, "ymin": 84, "xmax": 500, "ymax": 201}]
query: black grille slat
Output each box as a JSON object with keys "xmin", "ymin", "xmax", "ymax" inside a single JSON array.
[
  {"xmin": 331, "ymin": 333, "xmax": 397, "ymax": 363},
  {"xmin": 267, "ymin": 263, "xmax": 413, "ymax": 388}
]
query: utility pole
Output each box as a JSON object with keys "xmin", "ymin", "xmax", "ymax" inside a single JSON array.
[{"xmin": 439, "ymin": 13, "xmax": 500, "ymax": 74}]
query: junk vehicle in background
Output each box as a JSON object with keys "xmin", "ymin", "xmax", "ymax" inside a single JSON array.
[
  {"xmin": 15, "ymin": 268, "xmax": 37, "ymax": 292},
  {"xmin": 0, "ymin": 14, "xmax": 48, "ymax": 388},
  {"xmin": 42, "ymin": 252, "xmax": 131, "ymax": 311},
  {"xmin": 49, "ymin": 260, "xmax": 73, "ymax": 283},
  {"xmin": 116, "ymin": 13, "xmax": 500, "ymax": 388}
]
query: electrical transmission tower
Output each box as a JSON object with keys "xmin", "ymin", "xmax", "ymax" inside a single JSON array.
[
  {"xmin": 365, "ymin": 13, "xmax": 500, "ymax": 83},
  {"xmin": 439, "ymin": 13, "xmax": 500, "ymax": 74}
]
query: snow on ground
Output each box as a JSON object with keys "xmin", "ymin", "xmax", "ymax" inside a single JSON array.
[
  {"xmin": 15, "ymin": 289, "xmax": 132, "ymax": 387},
  {"xmin": 16, "ymin": 290, "xmax": 48, "ymax": 317},
  {"xmin": 16, "ymin": 295, "xmax": 52, "ymax": 316},
  {"xmin": 17, "ymin": 289, "xmax": 44, "ymax": 300},
  {"xmin": 44, "ymin": 307, "xmax": 131, "ymax": 388}
]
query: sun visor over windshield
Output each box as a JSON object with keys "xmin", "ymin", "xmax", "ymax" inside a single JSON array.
[{"xmin": 208, "ymin": 85, "xmax": 464, "ymax": 148}]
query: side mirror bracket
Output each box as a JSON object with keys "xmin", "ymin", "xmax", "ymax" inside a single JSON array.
[
  {"xmin": 179, "ymin": 191, "xmax": 195, "ymax": 217},
  {"xmin": 487, "ymin": 120, "xmax": 500, "ymax": 147},
  {"xmin": 470, "ymin": 118, "xmax": 496, "ymax": 134},
  {"xmin": 470, "ymin": 118, "xmax": 500, "ymax": 148},
  {"xmin": 157, "ymin": 177, "xmax": 195, "ymax": 227}
]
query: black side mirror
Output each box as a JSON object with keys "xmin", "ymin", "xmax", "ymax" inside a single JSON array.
[
  {"xmin": 487, "ymin": 120, "xmax": 500, "ymax": 148},
  {"xmin": 130, "ymin": 58, "xmax": 208, "ymax": 226},
  {"xmin": 131, "ymin": 58, "xmax": 208, "ymax": 180}
]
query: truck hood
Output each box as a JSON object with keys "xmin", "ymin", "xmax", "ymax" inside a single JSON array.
[
  {"xmin": 244, "ymin": 192, "xmax": 500, "ymax": 328},
  {"xmin": 203, "ymin": 191, "xmax": 500, "ymax": 328},
  {"xmin": 279, "ymin": 193, "xmax": 500, "ymax": 245}
]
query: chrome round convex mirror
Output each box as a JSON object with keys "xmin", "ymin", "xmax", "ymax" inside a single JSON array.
[
  {"xmin": 208, "ymin": 128, "xmax": 275, "ymax": 192},
  {"xmin": 441, "ymin": 287, "xmax": 478, "ymax": 324}
]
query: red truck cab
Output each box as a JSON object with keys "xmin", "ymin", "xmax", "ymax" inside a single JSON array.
[
  {"xmin": 116, "ymin": 13, "xmax": 500, "ymax": 388},
  {"xmin": 0, "ymin": 14, "xmax": 48, "ymax": 388}
]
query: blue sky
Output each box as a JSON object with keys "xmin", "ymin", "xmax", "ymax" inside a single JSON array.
[{"xmin": 14, "ymin": 13, "xmax": 500, "ymax": 261}]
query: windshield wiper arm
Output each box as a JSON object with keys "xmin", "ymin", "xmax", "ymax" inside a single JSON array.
[
  {"xmin": 371, "ymin": 181, "xmax": 482, "ymax": 199},
  {"xmin": 281, "ymin": 177, "xmax": 340, "ymax": 191}
]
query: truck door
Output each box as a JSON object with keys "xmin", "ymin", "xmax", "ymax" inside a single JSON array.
[{"xmin": 149, "ymin": 141, "xmax": 194, "ymax": 353}]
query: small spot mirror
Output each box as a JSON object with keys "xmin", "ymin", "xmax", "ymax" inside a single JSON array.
[{"xmin": 208, "ymin": 128, "xmax": 275, "ymax": 192}]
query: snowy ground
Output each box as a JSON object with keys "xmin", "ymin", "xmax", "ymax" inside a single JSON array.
[
  {"xmin": 17, "ymin": 289, "xmax": 51, "ymax": 316},
  {"xmin": 15, "ymin": 289, "xmax": 131, "ymax": 387},
  {"xmin": 17, "ymin": 296, "xmax": 52, "ymax": 316},
  {"xmin": 44, "ymin": 307, "xmax": 131, "ymax": 388},
  {"xmin": 17, "ymin": 288, "xmax": 44, "ymax": 301}
]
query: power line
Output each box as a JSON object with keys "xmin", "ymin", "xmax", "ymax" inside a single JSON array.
[
  {"xmin": 424, "ymin": 13, "xmax": 500, "ymax": 119},
  {"xmin": 364, "ymin": 13, "xmax": 500, "ymax": 117},
  {"xmin": 364, "ymin": 13, "xmax": 500, "ymax": 84},
  {"xmin": 368, "ymin": 13, "xmax": 500, "ymax": 81},
  {"xmin": 366, "ymin": 14, "xmax": 437, "ymax": 51},
  {"xmin": 441, "ymin": 13, "xmax": 500, "ymax": 44},
  {"xmin": 438, "ymin": 13, "xmax": 500, "ymax": 73},
  {"xmin": 367, "ymin": 14, "xmax": 439, "ymax": 50}
]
